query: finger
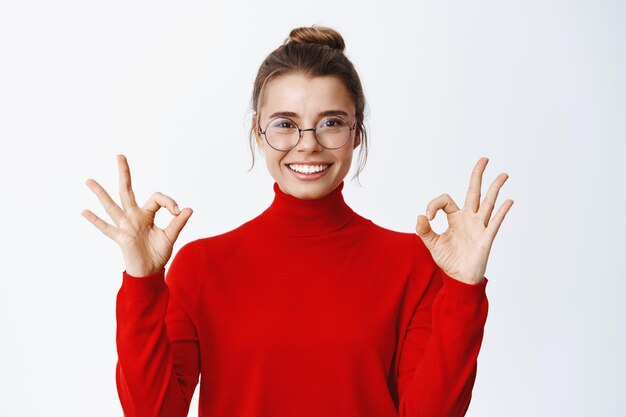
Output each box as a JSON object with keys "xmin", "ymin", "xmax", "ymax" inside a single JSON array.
[
  {"xmin": 415, "ymin": 214, "xmax": 439, "ymax": 252},
  {"xmin": 164, "ymin": 208, "xmax": 193, "ymax": 244},
  {"xmin": 142, "ymin": 192, "xmax": 181, "ymax": 216},
  {"xmin": 478, "ymin": 173, "xmax": 509, "ymax": 226},
  {"xmin": 117, "ymin": 154, "xmax": 138, "ymax": 209},
  {"xmin": 425, "ymin": 193, "xmax": 460, "ymax": 220},
  {"xmin": 81, "ymin": 209, "xmax": 119, "ymax": 241},
  {"xmin": 85, "ymin": 178, "xmax": 125, "ymax": 226},
  {"xmin": 486, "ymin": 199, "xmax": 514, "ymax": 241},
  {"xmin": 463, "ymin": 157, "xmax": 488, "ymax": 212}
]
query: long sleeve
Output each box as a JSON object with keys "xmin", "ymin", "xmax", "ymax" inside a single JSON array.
[
  {"xmin": 115, "ymin": 243, "xmax": 201, "ymax": 417},
  {"xmin": 397, "ymin": 235, "xmax": 489, "ymax": 417}
]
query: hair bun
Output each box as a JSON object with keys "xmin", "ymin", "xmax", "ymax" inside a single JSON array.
[{"xmin": 284, "ymin": 25, "xmax": 346, "ymax": 53}]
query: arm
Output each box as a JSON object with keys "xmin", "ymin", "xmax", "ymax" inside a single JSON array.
[
  {"xmin": 115, "ymin": 243, "xmax": 201, "ymax": 417},
  {"xmin": 397, "ymin": 236, "xmax": 489, "ymax": 417}
]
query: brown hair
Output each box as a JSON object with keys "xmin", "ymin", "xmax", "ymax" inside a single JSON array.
[{"xmin": 247, "ymin": 25, "xmax": 369, "ymax": 186}]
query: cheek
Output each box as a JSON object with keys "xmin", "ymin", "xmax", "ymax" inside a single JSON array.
[
  {"xmin": 337, "ymin": 149, "xmax": 355, "ymax": 165},
  {"xmin": 265, "ymin": 152, "xmax": 286, "ymax": 173}
]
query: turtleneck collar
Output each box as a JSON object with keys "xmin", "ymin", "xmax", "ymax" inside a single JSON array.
[{"xmin": 255, "ymin": 181, "xmax": 356, "ymax": 237}]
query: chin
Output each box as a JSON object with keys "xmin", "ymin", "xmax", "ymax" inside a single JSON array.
[{"xmin": 284, "ymin": 179, "xmax": 339, "ymax": 200}]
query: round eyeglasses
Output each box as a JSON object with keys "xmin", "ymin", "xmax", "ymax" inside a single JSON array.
[{"xmin": 258, "ymin": 115, "xmax": 357, "ymax": 151}]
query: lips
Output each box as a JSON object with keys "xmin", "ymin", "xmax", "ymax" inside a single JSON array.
[
  {"xmin": 284, "ymin": 162, "xmax": 333, "ymax": 166},
  {"xmin": 284, "ymin": 162, "xmax": 333, "ymax": 180},
  {"xmin": 287, "ymin": 164, "xmax": 330, "ymax": 174}
]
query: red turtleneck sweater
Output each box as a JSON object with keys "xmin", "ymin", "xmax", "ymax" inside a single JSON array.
[{"xmin": 115, "ymin": 181, "xmax": 489, "ymax": 417}]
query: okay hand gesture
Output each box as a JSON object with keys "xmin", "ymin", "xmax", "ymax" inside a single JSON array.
[
  {"xmin": 81, "ymin": 154, "xmax": 193, "ymax": 277},
  {"xmin": 415, "ymin": 157, "xmax": 513, "ymax": 285}
]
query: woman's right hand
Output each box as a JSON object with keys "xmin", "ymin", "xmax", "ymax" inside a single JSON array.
[{"xmin": 81, "ymin": 154, "xmax": 193, "ymax": 277}]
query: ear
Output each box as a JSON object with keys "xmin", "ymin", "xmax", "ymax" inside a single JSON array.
[
  {"xmin": 252, "ymin": 114, "xmax": 265, "ymax": 153},
  {"xmin": 252, "ymin": 113, "xmax": 260, "ymax": 143},
  {"xmin": 353, "ymin": 130, "xmax": 361, "ymax": 150}
]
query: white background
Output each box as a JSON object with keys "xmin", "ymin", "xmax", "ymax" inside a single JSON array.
[{"xmin": 1, "ymin": 0, "xmax": 624, "ymax": 416}]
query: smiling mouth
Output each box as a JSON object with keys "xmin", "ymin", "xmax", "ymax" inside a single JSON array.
[{"xmin": 285, "ymin": 163, "xmax": 333, "ymax": 174}]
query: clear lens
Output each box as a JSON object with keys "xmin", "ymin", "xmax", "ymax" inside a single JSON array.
[
  {"xmin": 265, "ymin": 118, "xmax": 299, "ymax": 151},
  {"xmin": 316, "ymin": 117, "xmax": 349, "ymax": 148}
]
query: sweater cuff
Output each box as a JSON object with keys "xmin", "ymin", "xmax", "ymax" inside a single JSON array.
[
  {"xmin": 121, "ymin": 268, "xmax": 166, "ymax": 294},
  {"xmin": 440, "ymin": 269, "xmax": 488, "ymax": 305}
]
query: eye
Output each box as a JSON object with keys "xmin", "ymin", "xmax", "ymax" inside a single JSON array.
[
  {"xmin": 320, "ymin": 117, "xmax": 347, "ymax": 128},
  {"xmin": 271, "ymin": 118, "xmax": 296, "ymax": 129}
]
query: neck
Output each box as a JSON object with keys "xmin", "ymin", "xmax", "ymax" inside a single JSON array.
[{"xmin": 256, "ymin": 181, "xmax": 355, "ymax": 237}]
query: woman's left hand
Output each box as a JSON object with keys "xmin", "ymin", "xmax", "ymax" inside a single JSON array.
[{"xmin": 415, "ymin": 157, "xmax": 514, "ymax": 285}]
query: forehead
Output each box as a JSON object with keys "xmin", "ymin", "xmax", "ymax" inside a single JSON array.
[{"xmin": 261, "ymin": 73, "xmax": 355, "ymax": 118}]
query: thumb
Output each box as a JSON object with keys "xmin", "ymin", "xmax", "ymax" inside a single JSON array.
[
  {"xmin": 415, "ymin": 214, "xmax": 438, "ymax": 251},
  {"xmin": 164, "ymin": 208, "xmax": 193, "ymax": 244}
]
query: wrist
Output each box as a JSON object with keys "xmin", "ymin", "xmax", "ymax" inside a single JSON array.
[{"xmin": 125, "ymin": 267, "xmax": 164, "ymax": 278}]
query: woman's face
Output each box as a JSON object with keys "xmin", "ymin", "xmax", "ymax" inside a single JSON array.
[{"xmin": 253, "ymin": 72, "xmax": 360, "ymax": 200}]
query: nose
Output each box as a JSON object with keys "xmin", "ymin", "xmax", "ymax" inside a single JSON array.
[{"xmin": 296, "ymin": 128, "xmax": 323, "ymax": 152}]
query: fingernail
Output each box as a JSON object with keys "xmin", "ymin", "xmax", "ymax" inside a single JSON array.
[
  {"xmin": 174, "ymin": 204, "xmax": 180, "ymax": 214},
  {"xmin": 426, "ymin": 210, "xmax": 431, "ymax": 220}
]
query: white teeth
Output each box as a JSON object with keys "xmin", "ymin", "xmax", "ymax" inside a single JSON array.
[{"xmin": 287, "ymin": 164, "xmax": 330, "ymax": 174}]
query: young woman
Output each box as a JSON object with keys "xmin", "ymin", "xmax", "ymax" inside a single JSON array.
[{"xmin": 82, "ymin": 25, "xmax": 513, "ymax": 417}]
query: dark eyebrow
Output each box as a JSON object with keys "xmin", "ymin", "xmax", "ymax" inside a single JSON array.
[{"xmin": 268, "ymin": 110, "xmax": 351, "ymax": 119}]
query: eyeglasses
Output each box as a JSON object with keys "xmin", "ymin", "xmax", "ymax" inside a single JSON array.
[{"xmin": 258, "ymin": 115, "xmax": 357, "ymax": 151}]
